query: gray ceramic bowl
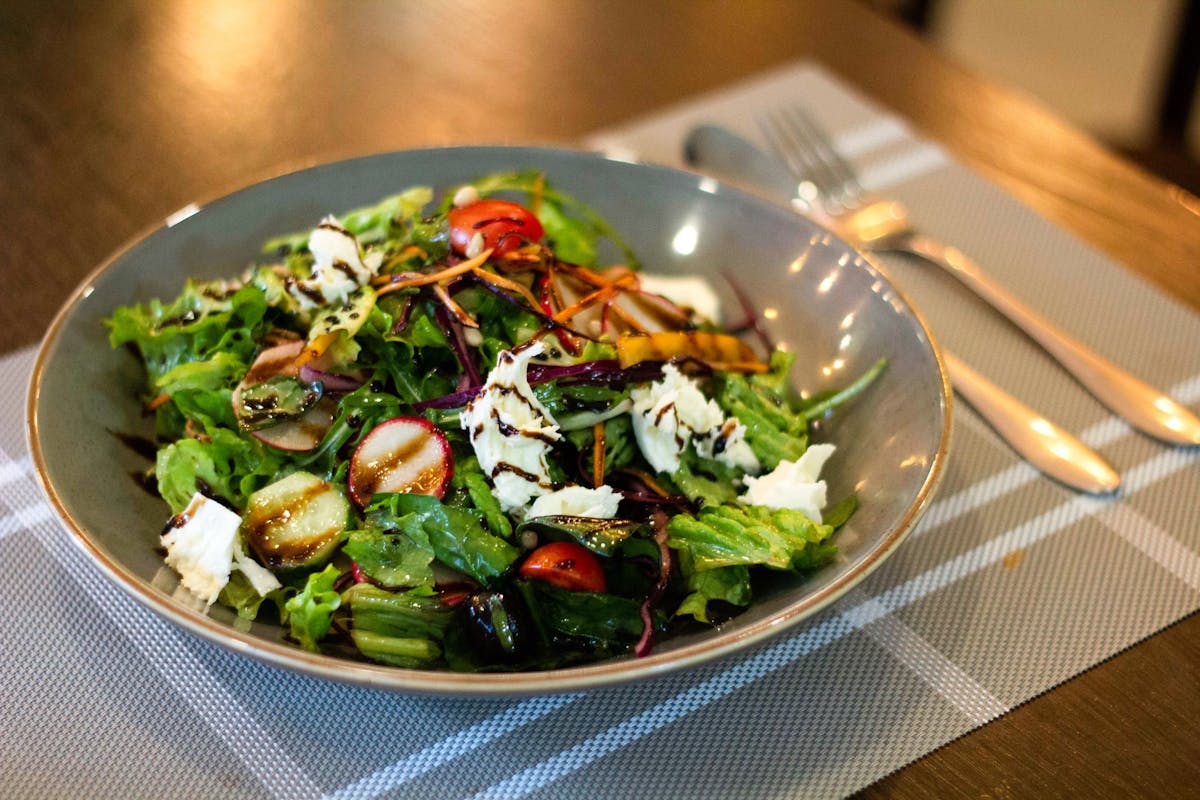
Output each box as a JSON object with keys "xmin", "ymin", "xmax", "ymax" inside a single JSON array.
[{"xmin": 27, "ymin": 146, "xmax": 950, "ymax": 695}]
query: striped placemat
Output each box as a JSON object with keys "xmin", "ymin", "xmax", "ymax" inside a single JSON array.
[{"xmin": 4, "ymin": 63, "xmax": 1198, "ymax": 799}]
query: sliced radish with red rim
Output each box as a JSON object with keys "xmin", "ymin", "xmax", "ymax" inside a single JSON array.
[{"xmin": 348, "ymin": 416, "xmax": 453, "ymax": 507}]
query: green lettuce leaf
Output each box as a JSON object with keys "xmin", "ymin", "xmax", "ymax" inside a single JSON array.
[
  {"xmin": 342, "ymin": 583, "xmax": 452, "ymax": 668},
  {"xmin": 446, "ymin": 455, "xmax": 512, "ymax": 539},
  {"xmin": 365, "ymin": 493, "xmax": 519, "ymax": 585},
  {"xmin": 107, "ymin": 283, "xmax": 269, "ymax": 386},
  {"xmin": 219, "ymin": 570, "xmax": 283, "ymax": 622},
  {"xmin": 341, "ymin": 529, "xmax": 435, "ymax": 589},
  {"xmin": 715, "ymin": 350, "xmax": 809, "ymax": 471},
  {"xmin": 284, "ymin": 564, "xmax": 342, "ymax": 652},
  {"xmin": 666, "ymin": 503, "xmax": 836, "ymax": 572},
  {"xmin": 675, "ymin": 563, "xmax": 752, "ymax": 624},
  {"xmin": 518, "ymin": 580, "xmax": 654, "ymax": 646},
  {"xmin": 154, "ymin": 428, "xmax": 284, "ymax": 512},
  {"xmin": 261, "ymin": 187, "xmax": 435, "ymax": 254},
  {"xmin": 154, "ymin": 351, "xmax": 246, "ymax": 395}
]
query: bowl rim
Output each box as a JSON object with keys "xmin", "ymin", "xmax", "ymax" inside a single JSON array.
[{"xmin": 25, "ymin": 144, "xmax": 952, "ymax": 696}]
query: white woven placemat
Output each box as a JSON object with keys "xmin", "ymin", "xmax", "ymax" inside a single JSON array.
[{"xmin": 3, "ymin": 63, "xmax": 1198, "ymax": 799}]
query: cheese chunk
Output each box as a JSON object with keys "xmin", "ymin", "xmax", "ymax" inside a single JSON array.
[
  {"xmin": 161, "ymin": 492, "xmax": 282, "ymax": 605},
  {"xmin": 629, "ymin": 363, "xmax": 760, "ymax": 474},
  {"xmin": 461, "ymin": 342, "xmax": 562, "ymax": 512},
  {"xmin": 288, "ymin": 217, "xmax": 382, "ymax": 310},
  {"xmin": 738, "ymin": 444, "xmax": 836, "ymax": 522},
  {"xmin": 161, "ymin": 492, "xmax": 240, "ymax": 605},
  {"xmin": 232, "ymin": 539, "xmax": 282, "ymax": 597},
  {"xmin": 527, "ymin": 485, "xmax": 622, "ymax": 519}
]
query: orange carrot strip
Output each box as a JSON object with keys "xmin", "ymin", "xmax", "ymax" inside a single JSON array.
[
  {"xmin": 469, "ymin": 266, "xmax": 543, "ymax": 314},
  {"xmin": 432, "ymin": 283, "xmax": 480, "ymax": 329},
  {"xmin": 374, "ymin": 249, "xmax": 493, "ymax": 295},
  {"xmin": 592, "ymin": 422, "xmax": 606, "ymax": 488},
  {"xmin": 145, "ymin": 393, "xmax": 172, "ymax": 412},
  {"xmin": 554, "ymin": 261, "xmax": 612, "ymax": 289},
  {"xmin": 552, "ymin": 285, "xmax": 616, "ymax": 324}
]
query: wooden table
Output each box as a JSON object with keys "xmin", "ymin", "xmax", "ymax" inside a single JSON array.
[{"xmin": 4, "ymin": 2, "xmax": 1197, "ymax": 795}]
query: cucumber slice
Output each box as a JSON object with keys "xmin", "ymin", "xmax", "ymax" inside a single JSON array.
[{"xmin": 243, "ymin": 471, "xmax": 350, "ymax": 569}]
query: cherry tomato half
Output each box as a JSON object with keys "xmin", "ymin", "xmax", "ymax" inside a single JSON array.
[
  {"xmin": 448, "ymin": 199, "xmax": 545, "ymax": 257},
  {"xmin": 518, "ymin": 541, "xmax": 607, "ymax": 593}
]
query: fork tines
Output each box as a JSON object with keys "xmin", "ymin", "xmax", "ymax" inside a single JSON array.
[{"xmin": 757, "ymin": 108, "xmax": 863, "ymax": 213}]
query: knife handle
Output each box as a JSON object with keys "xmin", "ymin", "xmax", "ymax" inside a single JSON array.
[
  {"xmin": 943, "ymin": 351, "xmax": 1120, "ymax": 494},
  {"xmin": 902, "ymin": 234, "xmax": 1200, "ymax": 446}
]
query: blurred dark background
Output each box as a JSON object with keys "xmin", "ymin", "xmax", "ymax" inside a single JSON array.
[{"xmin": 868, "ymin": 0, "xmax": 1200, "ymax": 196}]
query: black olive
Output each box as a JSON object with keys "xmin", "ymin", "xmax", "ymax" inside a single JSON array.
[{"xmin": 461, "ymin": 590, "xmax": 531, "ymax": 662}]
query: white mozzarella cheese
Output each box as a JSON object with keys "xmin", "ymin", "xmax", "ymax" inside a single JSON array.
[
  {"xmin": 738, "ymin": 443, "xmax": 836, "ymax": 522},
  {"xmin": 161, "ymin": 492, "xmax": 241, "ymax": 605},
  {"xmin": 527, "ymin": 484, "xmax": 622, "ymax": 519},
  {"xmin": 461, "ymin": 342, "xmax": 562, "ymax": 512},
  {"xmin": 289, "ymin": 217, "xmax": 381, "ymax": 309},
  {"xmin": 629, "ymin": 363, "xmax": 760, "ymax": 474}
]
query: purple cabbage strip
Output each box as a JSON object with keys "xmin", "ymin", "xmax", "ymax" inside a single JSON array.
[
  {"xmin": 298, "ymin": 364, "xmax": 363, "ymax": 393},
  {"xmin": 634, "ymin": 509, "xmax": 673, "ymax": 658},
  {"xmin": 433, "ymin": 304, "xmax": 482, "ymax": 391},
  {"xmin": 390, "ymin": 294, "xmax": 415, "ymax": 335},
  {"xmin": 412, "ymin": 356, "xmax": 715, "ymax": 411},
  {"xmin": 720, "ymin": 270, "xmax": 775, "ymax": 353},
  {"xmin": 411, "ymin": 386, "xmax": 480, "ymax": 411}
]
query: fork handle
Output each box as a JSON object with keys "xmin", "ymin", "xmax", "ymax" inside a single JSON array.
[{"xmin": 899, "ymin": 233, "xmax": 1200, "ymax": 446}]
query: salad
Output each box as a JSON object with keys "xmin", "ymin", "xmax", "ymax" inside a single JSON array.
[{"xmin": 107, "ymin": 171, "xmax": 884, "ymax": 672}]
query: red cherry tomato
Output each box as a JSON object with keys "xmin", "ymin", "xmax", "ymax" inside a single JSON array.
[
  {"xmin": 518, "ymin": 541, "xmax": 607, "ymax": 593},
  {"xmin": 448, "ymin": 199, "xmax": 545, "ymax": 257}
]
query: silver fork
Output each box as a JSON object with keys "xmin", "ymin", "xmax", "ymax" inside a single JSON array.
[{"xmin": 758, "ymin": 107, "xmax": 1200, "ymax": 447}]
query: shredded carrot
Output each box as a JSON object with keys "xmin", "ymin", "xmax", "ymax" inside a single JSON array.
[
  {"xmin": 432, "ymin": 283, "xmax": 480, "ymax": 328},
  {"xmin": 554, "ymin": 261, "xmax": 613, "ymax": 289},
  {"xmin": 145, "ymin": 393, "xmax": 172, "ymax": 412},
  {"xmin": 601, "ymin": 265, "xmax": 635, "ymax": 284},
  {"xmin": 374, "ymin": 249, "xmax": 493, "ymax": 295},
  {"xmin": 380, "ymin": 244, "xmax": 428, "ymax": 271},
  {"xmin": 552, "ymin": 273, "xmax": 637, "ymax": 324},
  {"xmin": 552, "ymin": 285, "xmax": 616, "ymax": 324},
  {"xmin": 592, "ymin": 422, "xmax": 606, "ymax": 488},
  {"xmin": 618, "ymin": 467, "xmax": 675, "ymax": 499},
  {"xmin": 469, "ymin": 266, "xmax": 543, "ymax": 313},
  {"xmin": 496, "ymin": 248, "xmax": 544, "ymax": 265}
]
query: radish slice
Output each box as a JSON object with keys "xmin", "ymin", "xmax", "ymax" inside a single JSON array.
[
  {"xmin": 233, "ymin": 340, "xmax": 334, "ymax": 452},
  {"xmin": 349, "ymin": 417, "xmax": 453, "ymax": 507}
]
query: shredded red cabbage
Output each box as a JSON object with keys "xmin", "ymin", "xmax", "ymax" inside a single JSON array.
[
  {"xmin": 434, "ymin": 304, "xmax": 482, "ymax": 390},
  {"xmin": 298, "ymin": 364, "xmax": 362, "ymax": 393},
  {"xmin": 635, "ymin": 509, "xmax": 673, "ymax": 658},
  {"xmin": 721, "ymin": 270, "xmax": 775, "ymax": 353}
]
